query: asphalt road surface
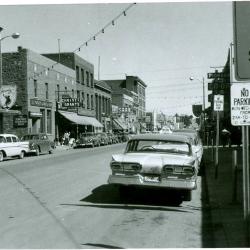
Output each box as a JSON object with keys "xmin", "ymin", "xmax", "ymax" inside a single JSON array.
[{"xmin": 0, "ymin": 143, "xmax": 209, "ymax": 248}]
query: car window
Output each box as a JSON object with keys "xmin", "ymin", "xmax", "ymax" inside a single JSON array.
[
  {"xmin": 127, "ymin": 140, "xmax": 190, "ymax": 155},
  {"xmin": 0, "ymin": 136, "xmax": 6, "ymax": 143},
  {"xmin": 12, "ymin": 137, "xmax": 17, "ymax": 142},
  {"xmin": 6, "ymin": 137, "xmax": 12, "ymax": 142}
]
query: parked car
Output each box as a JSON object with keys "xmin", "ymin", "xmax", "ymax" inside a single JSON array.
[
  {"xmin": 0, "ymin": 134, "xmax": 29, "ymax": 161},
  {"xmin": 74, "ymin": 133, "xmax": 100, "ymax": 148},
  {"xmin": 21, "ymin": 133, "xmax": 55, "ymax": 156},
  {"xmin": 108, "ymin": 133, "xmax": 199, "ymax": 205},
  {"xmin": 172, "ymin": 129, "xmax": 203, "ymax": 167},
  {"xmin": 97, "ymin": 133, "xmax": 110, "ymax": 146}
]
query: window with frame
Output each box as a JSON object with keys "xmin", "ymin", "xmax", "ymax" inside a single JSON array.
[
  {"xmin": 87, "ymin": 94, "xmax": 90, "ymax": 109},
  {"xmin": 82, "ymin": 92, "xmax": 85, "ymax": 108},
  {"xmin": 45, "ymin": 83, "xmax": 49, "ymax": 99},
  {"xmin": 91, "ymin": 95, "xmax": 94, "ymax": 110},
  {"xmin": 90, "ymin": 73, "xmax": 93, "ymax": 88},
  {"xmin": 40, "ymin": 109, "xmax": 45, "ymax": 133},
  {"xmin": 81, "ymin": 68, "xmax": 84, "ymax": 84},
  {"xmin": 34, "ymin": 79, "xmax": 37, "ymax": 97},
  {"xmin": 86, "ymin": 71, "xmax": 89, "ymax": 87},
  {"xmin": 56, "ymin": 84, "xmax": 60, "ymax": 101},
  {"xmin": 47, "ymin": 110, "xmax": 52, "ymax": 134},
  {"xmin": 76, "ymin": 66, "xmax": 80, "ymax": 83}
]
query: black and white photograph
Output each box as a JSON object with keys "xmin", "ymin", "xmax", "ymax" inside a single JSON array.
[{"xmin": 0, "ymin": 0, "xmax": 249, "ymax": 248}]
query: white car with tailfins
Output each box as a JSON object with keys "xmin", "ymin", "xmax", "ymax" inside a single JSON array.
[{"xmin": 108, "ymin": 133, "xmax": 199, "ymax": 205}]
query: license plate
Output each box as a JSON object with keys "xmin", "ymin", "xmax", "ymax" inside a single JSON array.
[{"xmin": 144, "ymin": 176, "xmax": 160, "ymax": 183}]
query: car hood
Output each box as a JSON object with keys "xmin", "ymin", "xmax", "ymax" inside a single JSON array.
[{"xmin": 112, "ymin": 152, "xmax": 195, "ymax": 173}]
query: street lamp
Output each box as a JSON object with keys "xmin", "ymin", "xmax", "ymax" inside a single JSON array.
[
  {"xmin": 189, "ymin": 76, "xmax": 206, "ymax": 142},
  {"xmin": 0, "ymin": 27, "xmax": 20, "ymax": 88}
]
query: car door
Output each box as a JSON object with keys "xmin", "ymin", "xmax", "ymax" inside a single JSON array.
[{"xmin": 5, "ymin": 136, "xmax": 18, "ymax": 156}]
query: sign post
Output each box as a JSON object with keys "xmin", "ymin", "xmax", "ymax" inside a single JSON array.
[{"xmin": 214, "ymin": 95, "xmax": 224, "ymax": 179}]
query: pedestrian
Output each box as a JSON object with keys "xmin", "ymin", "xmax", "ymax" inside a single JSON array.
[{"xmin": 64, "ymin": 131, "xmax": 69, "ymax": 146}]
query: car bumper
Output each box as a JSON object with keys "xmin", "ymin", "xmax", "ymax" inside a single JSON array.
[{"xmin": 108, "ymin": 174, "xmax": 197, "ymax": 190}]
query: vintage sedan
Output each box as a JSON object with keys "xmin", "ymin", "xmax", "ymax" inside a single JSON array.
[
  {"xmin": 21, "ymin": 133, "xmax": 55, "ymax": 156},
  {"xmin": 108, "ymin": 133, "xmax": 199, "ymax": 205},
  {"xmin": 74, "ymin": 133, "xmax": 101, "ymax": 148},
  {"xmin": 172, "ymin": 129, "xmax": 203, "ymax": 166},
  {"xmin": 0, "ymin": 134, "xmax": 29, "ymax": 161}
]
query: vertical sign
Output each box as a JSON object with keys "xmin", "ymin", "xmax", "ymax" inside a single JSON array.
[
  {"xmin": 233, "ymin": 2, "xmax": 250, "ymax": 80},
  {"xmin": 214, "ymin": 95, "xmax": 224, "ymax": 111}
]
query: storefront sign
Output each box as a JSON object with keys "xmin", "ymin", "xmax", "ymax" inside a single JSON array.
[
  {"xmin": 13, "ymin": 115, "xmax": 28, "ymax": 128},
  {"xmin": 61, "ymin": 98, "xmax": 80, "ymax": 108},
  {"xmin": 0, "ymin": 85, "xmax": 17, "ymax": 109},
  {"xmin": 30, "ymin": 99, "xmax": 53, "ymax": 108}
]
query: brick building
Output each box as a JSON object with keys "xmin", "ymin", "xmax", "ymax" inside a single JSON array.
[
  {"xmin": 1, "ymin": 47, "xmax": 103, "ymax": 141},
  {"xmin": 106, "ymin": 75, "xmax": 147, "ymax": 133},
  {"xmin": 94, "ymin": 80, "xmax": 112, "ymax": 132}
]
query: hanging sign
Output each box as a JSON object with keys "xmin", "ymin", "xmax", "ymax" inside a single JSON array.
[{"xmin": 231, "ymin": 83, "xmax": 250, "ymax": 125}]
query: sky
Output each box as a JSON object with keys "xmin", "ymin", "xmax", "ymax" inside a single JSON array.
[{"xmin": 0, "ymin": 0, "xmax": 233, "ymax": 116}]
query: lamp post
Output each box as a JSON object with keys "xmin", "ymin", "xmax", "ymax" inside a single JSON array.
[
  {"xmin": 0, "ymin": 27, "xmax": 20, "ymax": 88},
  {"xmin": 189, "ymin": 76, "xmax": 206, "ymax": 142}
]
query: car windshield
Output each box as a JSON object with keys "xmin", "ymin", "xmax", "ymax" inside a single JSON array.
[
  {"xmin": 21, "ymin": 135, "xmax": 39, "ymax": 140},
  {"xmin": 126, "ymin": 139, "xmax": 191, "ymax": 155}
]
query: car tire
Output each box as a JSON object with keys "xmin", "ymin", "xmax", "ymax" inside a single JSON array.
[
  {"xmin": 0, "ymin": 151, "xmax": 4, "ymax": 162},
  {"xmin": 183, "ymin": 190, "xmax": 192, "ymax": 201},
  {"xmin": 49, "ymin": 147, "xmax": 53, "ymax": 154},
  {"xmin": 19, "ymin": 151, "xmax": 24, "ymax": 159},
  {"xmin": 35, "ymin": 147, "xmax": 40, "ymax": 156}
]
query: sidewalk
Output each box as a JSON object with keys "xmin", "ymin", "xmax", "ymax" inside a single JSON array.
[
  {"xmin": 54, "ymin": 144, "xmax": 73, "ymax": 151},
  {"xmin": 204, "ymin": 145, "xmax": 248, "ymax": 247}
]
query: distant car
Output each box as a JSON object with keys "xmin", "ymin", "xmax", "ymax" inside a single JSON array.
[
  {"xmin": 21, "ymin": 133, "xmax": 55, "ymax": 156},
  {"xmin": 97, "ymin": 133, "xmax": 110, "ymax": 146},
  {"xmin": 0, "ymin": 134, "xmax": 29, "ymax": 161},
  {"xmin": 108, "ymin": 133, "xmax": 199, "ymax": 205},
  {"xmin": 74, "ymin": 133, "xmax": 100, "ymax": 148}
]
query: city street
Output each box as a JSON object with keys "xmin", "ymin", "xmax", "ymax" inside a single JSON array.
[{"xmin": 0, "ymin": 143, "xmax": 212, "ymax": 248}]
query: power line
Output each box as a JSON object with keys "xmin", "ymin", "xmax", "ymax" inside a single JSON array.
[{"xmin": 28, "ymin": 3, "xmax": 136, "ymax": 81}]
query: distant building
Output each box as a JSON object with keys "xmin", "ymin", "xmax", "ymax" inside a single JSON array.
[
  {"xmin": 106, "ymin": 75, "xmax": 147, "ymax": 133},
  {"xmin": 94, "ymin": 80, "xmax": 112, "ymax": 132}
]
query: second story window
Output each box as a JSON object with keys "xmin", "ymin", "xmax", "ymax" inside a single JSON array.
[
  {"xmin": 91, "ymin": 95, "xmax": 94, "ymax": 109},
  {"xmin": 81, "ymin": 68, "xmax": 84, "ymax": 84},
  {"xmin": 34, "ymin": 79, "xmax": 37, "ymax": 97},
  {"xmin": 45, "ymin": 83, "xmax": 48, "ymax": 99},
  {"xmin": 90, "ymin": 73, "xmax": 93, "ymax": 88},
  {"xmin": 72, "ymin": 89, "xmax": 74, "ymax": 98},
  {"xmin": 86, "ymin": 71, "xmax": 89, "ymax": 87},
  {"xmin": 76, "ymin": 65, "xmax": 80, "ymax": 83},
  {"xmin": 87, "ymin": 94, "xmax": 90, "ymax": 109},
  {"xmin": 56, "ymin": 84, "xmax": 60, "ymax": 101}
]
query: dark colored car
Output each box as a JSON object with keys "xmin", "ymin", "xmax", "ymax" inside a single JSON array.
[
  {"xmin": 74, "ymin": 133, "xmax": 101, "ymax": 148},
  {"xmin": 21, "ymin": 133, "xmax": 55, "ymax": 156},
  {"xmin": 97, "ymin": 133, "xmax": 110, "ymax": 146}
]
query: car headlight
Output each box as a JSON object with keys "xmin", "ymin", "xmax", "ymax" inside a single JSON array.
[{"xmin": 110, "ymin": 162, "xmax": 123, "ymax": 171}]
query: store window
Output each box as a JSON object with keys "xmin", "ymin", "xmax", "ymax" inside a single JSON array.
[
  {"xmin": 40, "ymin": 109, "xmax": 45, "ymax": 133},
  {"xmin": 47, "ymin": 110, "xmax": 52, "ymax": 134}
]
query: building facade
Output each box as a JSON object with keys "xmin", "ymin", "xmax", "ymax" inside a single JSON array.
[
  {"xmin": 94, "ymin": 80, "xmax": 112, "ymax": 132},
  {"xmin": 1, "ymin": 47, "xmax": 103, "ymax": 141},
  {"xmin": 106, "ymin": 75, "xmax": 147, "ymax": 133}
]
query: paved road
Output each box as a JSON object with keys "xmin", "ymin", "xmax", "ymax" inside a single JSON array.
[{"xmin": 0, "ymin": 143, "xmax": 209, "ymax": 248}]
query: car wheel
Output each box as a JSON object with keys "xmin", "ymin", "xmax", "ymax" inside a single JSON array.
[
  {"xmin": 19, "ymin": 151, "xmax": 24, "ymax": 159},
  {"xmin": 183, "ymin": 190, "xmax": 192, "ymax": 201},
  {"xmin": 35, "ymin": 147, "xmax": 40, "ymax": 156},
  {"xmin": 49, "ymin": 147, "xmax": 53, "ymax": 154},
  {"xmin": 0, "ymin": 151, "xmax": 4, "ymax": 162}
]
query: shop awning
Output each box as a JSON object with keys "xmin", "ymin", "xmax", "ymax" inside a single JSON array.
[
  {"xmin": 113, "ymin": 118, "xmax": 127, "ymax": 130},
  {"xmin": 59, "ymin": 111, "xmax": 103, "ymax": 128}
]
